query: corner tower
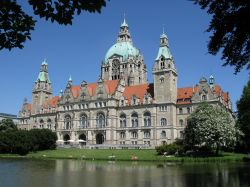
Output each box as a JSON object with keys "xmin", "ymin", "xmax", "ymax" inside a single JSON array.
[
  {"xmin": 101, "ymin": 18, "xmax": 147, "ymax": 86},
  {"xmin": 31, "ymin": 60, "xmax": 52, "ymax": 114},
  {"xmin": 153, "ymin": 32, "xmax": 178, "ymax": 104}
]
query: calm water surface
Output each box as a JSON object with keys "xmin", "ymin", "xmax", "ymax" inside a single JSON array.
[{"xmin": 0, "ymin": 158, "xmax": 250, "ymax": 187}]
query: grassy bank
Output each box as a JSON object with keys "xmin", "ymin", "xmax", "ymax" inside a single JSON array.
[{"xmin": 0, "ymin": 148, "xmax": 248, "ymax": 162}]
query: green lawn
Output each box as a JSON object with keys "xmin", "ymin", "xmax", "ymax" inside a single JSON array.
[{"xmin": 0, "ymin": 148, "xmax": 248, "ymax": 162}]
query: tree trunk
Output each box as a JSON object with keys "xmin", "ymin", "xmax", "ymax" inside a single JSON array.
[{"xmin": 216, "ymin": 143, "xmax": 220, "ymax": 155}]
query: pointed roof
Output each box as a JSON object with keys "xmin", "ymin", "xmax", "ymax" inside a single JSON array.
[
  {"xmin": 36, "ymin": 60, "xmax": 51, "ymax": 83},
  {"xmin": 68, "ymin": 75, "xmax": 72, "ymax": 82},
  {"xmin": 41, "ymin": 59, "xmax": 48, "ymax": 66},
  {"xmin": 121, "ymin": 18, "xmax": 128, "ymax": 27},
  {"xmin": 155, "ymin": 31, "xmax": 172, "ymax": 60},
  {"xmin": 70, "ymin": 80, "xmax": 119, "ymax": 98}
]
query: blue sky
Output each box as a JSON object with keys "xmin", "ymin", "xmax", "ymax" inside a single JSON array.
[{"xmin": 0, "ymin": 0, "xmax": 248, "ymax": 115}]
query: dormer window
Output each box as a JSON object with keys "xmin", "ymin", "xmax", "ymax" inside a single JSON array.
[
  {"xmin": 202, "ymin": 95, "xmax": 207, "ymax": 101},
  {"xmin": 121, "ymin": 99, "xmax": 124, "ymax": 106},
  {"xmin": 132, "ymin": 95, "xmax": 137, "ymax": 105},
  {"xmin": 179, "ymin": 108, "xmax": 183, "ymax": 114},
  {"xmin": 97, "ymin": 90, "xmax": 103, "ymax": 98},
  {"xmin": 81, "ymin": 93, "xmax": 86, "ymax": 100}
]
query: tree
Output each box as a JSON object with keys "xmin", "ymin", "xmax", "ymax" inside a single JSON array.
[
  {"xmin": 29, "ymin": 129, "xmax": 57, "ymax": 151},
  {"xmin": 192, "ymin": 0, "xmax": 250, "ymax": 73},
  {"xmin": 0, "ymin": 0, "xmax": 107, "ymax": 50},
  {"xmin": 237, "ymin": 79, "xmax": 250, "ymax": 151},
  {"xmin": 0, "ymin": 128, "xmax": 57, "ymax": 155},
  {"xmin": 184, "ymin": 102, "xmax": 240, "ymax": 155},
  {"xmin": 0, "ymin": 118, "xmax": 17, "ymax": 132}
]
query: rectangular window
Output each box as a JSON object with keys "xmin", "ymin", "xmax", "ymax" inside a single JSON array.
[{"xmin": 179, "ymin": 108, "xmax": 183, "ymax": 114}]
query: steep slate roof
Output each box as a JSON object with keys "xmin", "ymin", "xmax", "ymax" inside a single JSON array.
[
  {"xmin": 69, "ymin": 81, "xmax": 154, "ymax": 104},
  {"xmin": 177, "ymin": 85, "xmax": 229, "ymax": 105},
  {"xmin": 123, "ymin": 83, "xmax": 154, "ymax": 103},
  {"xmin": 43, "ymin": 96, "xmax": 60, "ymax": 108},
  {"xmin": 71, "ymin": 80, "xmax": 119, "ymax": 98}
]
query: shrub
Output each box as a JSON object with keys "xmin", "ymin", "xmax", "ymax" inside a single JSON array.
[
  {"xmin": 0, "ymin": 129, "xmax": 57, "ymax": 155},
  {"xmin": 156, "ymin": 141, "xmax": 184, "ymax": 156},
  {"xmin": 29, "ymin": 129, "xmax": 57, "ymax": 151}
]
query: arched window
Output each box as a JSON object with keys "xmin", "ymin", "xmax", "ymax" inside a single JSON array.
[
  {"xmin": 131, "ymin": 113, "xmax": 138, "ymax": 127},
  {"xmin": 63, "ymin": 134, "xmax": 70, "ymax": 145},
  {"xmin": 47, "ymin": 119, "xmax": 52, "ymax": 129},
  {"xmin": 120, "ymin": 132, "xmax": 126, "ymax": 139},
  {"xmin": 160, "ymin": 61, "xmax": 165, "ymax": 69},
  {"xmin": 179, "ymin": 119, "xmax": 184, "ymax": 126},
  {"xmin": 144, "ymin": 112, "xmax": 151, "ymax": 127},
  {"xmin": 80, "ymin": 113, "xmax": 88, "ymax": 128},
  {"xmin": 64, "ymin": 115, "xmax": 72, "ymax": 129},
  {"xmin": 187, "ymin": 107, "xmax": 191, "ymax": 114},
  {"xmin": 144, "ymin": 95, "xmax": 149, "ymax": 104},
  {"xmin": 144, "ymin": 131, "xmax": 151, "ymax": 138},
  {"xmin": 120, "ymin": 114, "xmax": 126, "ymax": 128},
  {"xmin": 161, "ymin": 131, "xmax": 166, "ymax": 138},
  {"xmin": 160, "ymin": 118, "xmax": 167, "ymax": 126},
  {"xmin": 96, "ymin": 113, "xmax": 105, "ymax": 128},
  {"xmin": 160, "ymin": 77, "xmax": 164, "ymax": 83},
  {"xmin": 39, "ymin": 119, "xmax": 44, "ymax": 128},
  {"xmin": 131, "ymin": 131, "xmax": 138, "ymax": 139}
]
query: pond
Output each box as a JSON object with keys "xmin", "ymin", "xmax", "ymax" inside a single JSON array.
[{"xmin": 0, "ymin": 159, "xmax": 250, "ymax": 187}]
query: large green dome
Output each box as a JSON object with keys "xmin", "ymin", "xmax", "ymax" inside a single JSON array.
[{"xmin": 105, "ymin": 42, "xmax": 139, "ymax": 62}]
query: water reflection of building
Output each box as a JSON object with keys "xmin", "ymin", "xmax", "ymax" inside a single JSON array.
[
  {"xmin": 18, "ymin": 18, "xmax": 232, "ymax": 148},
  {"xmin": 52, "ymin": 160, "xmax": 244, "ymax": 187}
]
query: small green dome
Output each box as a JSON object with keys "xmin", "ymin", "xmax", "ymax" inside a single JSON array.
[{"xmin": 105, "ymin": 42, "xmax": 139, "ymax": 62}]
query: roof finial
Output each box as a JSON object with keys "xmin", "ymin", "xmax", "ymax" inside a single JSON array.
[
  {"xmin": 121, "ymin": 12, "xmax": 128, "ymax": 27},
  {"xmin": 68, "ymin": 75, "xmax": 72, "ymax": 82},
  {"xmin": 59, "ymin": 89, "xmax": 63, "ymax": 97},
  {"xmin": 42, "ymin": 58, "xmax": 48, "ymax": 65},
  {"xmin": 161, "ymin": 25, "xmax": 167, "ymax": 38}
]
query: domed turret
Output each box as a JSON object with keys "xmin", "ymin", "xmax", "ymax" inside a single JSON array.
[
  {"xmin": 101, "ymin": 18, "xmax": 147, "ymax": 86},
  {"xmin": 105, "ymin": 42, "xmax": 139, "ymax": 61}
]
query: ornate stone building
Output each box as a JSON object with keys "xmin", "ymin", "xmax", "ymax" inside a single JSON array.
[{"xmin": 18, "ymin": 19, "xmax": 232, "ymax": 147}]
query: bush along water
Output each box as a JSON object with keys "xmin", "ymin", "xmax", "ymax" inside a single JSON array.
[{"xmin": 0, "ymin": 129, "xmax": 57, "ymax": 155}]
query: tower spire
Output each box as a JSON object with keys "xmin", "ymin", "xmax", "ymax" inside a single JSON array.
[
  {"xmin": 117, "ymin": 16, "xmax": 132, "ymax": 43},
  {"xmin": 155, "ymin": 30, "xmax": 172, "ymax": 60},
  {"xmin": 32, "ymin": 60, "xmax": 52, "ymax": 114},
  {"xmin": 121, "ymin": 13, "xmax": 128, "ymax": 27},
  {"xmin": 37, "ymin": 59, "xmax": 50, "ymax": 83}
]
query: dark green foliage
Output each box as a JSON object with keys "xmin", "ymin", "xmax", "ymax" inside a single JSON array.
[
  {"xmin": 192, "ymin": 0, "xmax": 250, "ymax": 73},
  {"xmin": 0, "ymin": 0, "xmax": 35, "ymax": 50},
  {"xmin": 156, "ymin": 141, "xmax": 184, "ymax": 156},
  {"xmin": 28, "ymin": 0, "xmax": 107, "ymax": 25},
  {"xmin": 0, "ymin": 0, "xmax": 107, "ymax": 50},
  {"xmin": 0, "ymin": 118, "xmax": 17, "ymax": 132},
  {"xmin": 29, "ymin": 129, "xmax": 57, "ymax": 151},
  {"xmin": 0, "ymin": 130, "xmax": 32, "ymax": 155},
  {"xmin": 0, "ymin": 129, "xmax": 57, "ymax": 155},
  {"xmin": 237, "ymin": 79, "xmax": 250, "ymax": 151}
]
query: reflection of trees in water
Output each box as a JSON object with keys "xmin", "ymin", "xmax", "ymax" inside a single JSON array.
[
  {"xmin": 53, "ymin": 160, "xmax": 250, "ymax": 187},
  {"xmin": 180, "ymin": 163, "xmax": 250, "ymax": 187}
]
